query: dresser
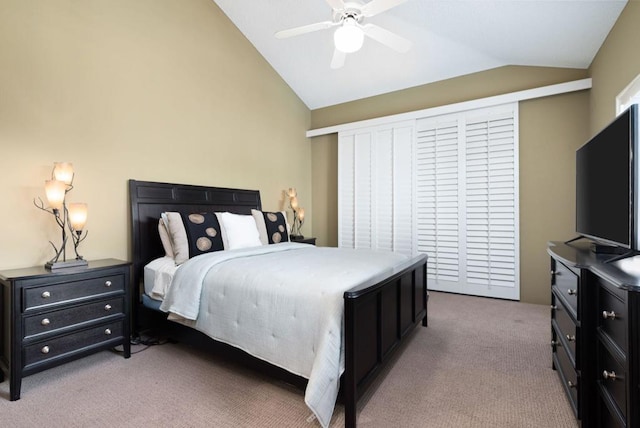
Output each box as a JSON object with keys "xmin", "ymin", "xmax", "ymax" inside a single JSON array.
[
  {"xmin": 0, "ymin": 259, "xmax": 131, "ymax": 400},
  {"xmin": 548, "ymin": 242, "xmax": 640, "ymax": 427}
]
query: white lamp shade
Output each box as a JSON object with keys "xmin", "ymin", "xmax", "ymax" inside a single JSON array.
[
  {"xmin": 287, "ymin": 187, "xmax": 297, "ymax": 198},
  {"xmin": 68, "ymin": 203, "xmax": 88, "ymax": 231},
  {"xmin": 298, "ymin": 208, "xmax": 305, "ymax": 221},
  {"xmin": 334, "ymin": 18, "xmax": 364, "ymax": 53},
  {"xmin": 53, "ymin": 162, "xmax": 74, "ymax": 185},
  {"xmin": 45, "ymin": 180, "xmax": 67, "ymax": 210},
  {"xmin": 290, "ymin": 196, "xmax": 299, "ymax": 210}
]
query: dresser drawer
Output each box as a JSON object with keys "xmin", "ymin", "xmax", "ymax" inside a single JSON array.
[
  {"xmin": 552, "ymin": 295, "xmax": 577, "ymax": 363},
  {"xmin": 23, "ymin": 297, "xmax": 124, "ymax": 340},
  {"xmin": 23, "ymin": 274, "xmax": 124, "ymax": 312},
  {"xmin": 597, "ymin": 339, "xmax": 627, "ymax": 422},
  {"xmin": 597, "ymin": 278, "xmax": 627, "ymax": 353},
  {"xmin": 552, "ymin": 260, "xmax": 579, "ymax": 318},
  {"xmin": 597, "ymin": 400, "xmax": 625, "ymax": 428},
  {"xmin": 552, "ymin": 325, "xmax": 579, "ymax": 417},
  {"xmin": 23, "ymin": 320, "xmax": 124, "ymax": 368}
]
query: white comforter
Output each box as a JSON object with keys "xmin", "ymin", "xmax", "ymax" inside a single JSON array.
[{"xmin": 159, "ymin": 242, "xmax": 409, "ymax": 427}]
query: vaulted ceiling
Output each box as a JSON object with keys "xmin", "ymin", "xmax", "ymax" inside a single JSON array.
[{"xmin": 213, "ymin": 0, "xmax": 627, "ymax": 110}]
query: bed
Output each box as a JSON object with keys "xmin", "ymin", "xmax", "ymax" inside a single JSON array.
[{"xmin": 129, "ymin": 179, "xmax": 428, "ymax": 427}]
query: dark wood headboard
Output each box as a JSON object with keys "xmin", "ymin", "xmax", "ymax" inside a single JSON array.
[{"xmin": 128, "ymin": 179, "xmax": 261, "ymax": 303}]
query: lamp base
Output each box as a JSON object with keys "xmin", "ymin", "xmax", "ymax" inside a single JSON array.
[{"xmin": 45, "ymin": 259, "xmax": 88, "ymax": 271}]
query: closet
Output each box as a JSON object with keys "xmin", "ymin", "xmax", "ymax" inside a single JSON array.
[{"xmin": 338, "ymin": 103, "xmax": 520, "ymax": 300}]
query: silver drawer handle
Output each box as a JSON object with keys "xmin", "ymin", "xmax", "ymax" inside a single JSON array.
[
  {"xmin": 550, "ymin": 305, "xmax": 557, "ymax": 310},
  {"xmin": 41, "ymin": 346, "xmax": 50, "ymax": 354},
  {"xmin": 566, "ymin": 334, "xmax": 576, "ymax": 342},
  {"xmin": 602, "ymin": 311, "xmax": 617, "ymax": 320},
  {"xmin": 104, "ymin": 280, "xmax": 112, "ymax": 287},
  {"xmin": 550, "ymin": 270, "xmax": 556, "ymax": 275},
  {"xmin": 104, "ymin": 304, "xmax": 112, "ymax": 311},
  {"xmin": 41, "ymin": 291, "xmax": 51, "ymax": 298},
  {"xmin": 567, "ymin": 380, "xmax": 577, "ymax": 388},
  {"xmin": 551, "ymin": 340, "xmax": 561, "ymax": 347},
  {"xmin": 567, "ymin": 289, "xmax": 577, "ymax": 296},
  {"xmin": 603, "ymin": 370, "xmax": 618, "ymax": 381},
  {"xmin": 105, "ymin": 328, "xmax": 112, "ymax": 335},
  {"xmin": 41, "ymin": 318, "xmax": 50, "ymax": 326}
]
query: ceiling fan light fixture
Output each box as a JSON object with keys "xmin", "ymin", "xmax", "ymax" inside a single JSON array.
[{"xmin": 334, "ymin": 17, "xmax": 364, "ymax": 53}]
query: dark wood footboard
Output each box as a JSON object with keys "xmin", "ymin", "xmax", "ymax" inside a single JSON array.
[{"xmin": 343, "ymin": 254, "xmax": 428, "ymax": 427}]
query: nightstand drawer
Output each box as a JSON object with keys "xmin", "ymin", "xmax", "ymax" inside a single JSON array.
[
  {"xmin": 23, "ymin": 320, "xmax": 124, "ymax": 368},
  {"xmin": 23, "ymin": 274, "xmax": 124, "ymax": 311},
  {"xmin": 23, "ymin": 297, "xmax": 124, "ymax": 340},
  {"xmin": 552, "ymin": 261, "xmax": 579, "ymax": 318}
]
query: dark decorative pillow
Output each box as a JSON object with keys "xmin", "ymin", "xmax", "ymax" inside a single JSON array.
[
  {"xmin": 179, "ymin": 212, "xmax": 224, "ymax": 257},
  {"xmin": 251, "ymin": 209, "xmax": 290, "ymax": 244}
]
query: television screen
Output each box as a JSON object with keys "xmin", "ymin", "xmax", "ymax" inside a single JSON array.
[{"xmin": 576, "ymin": 104, "xmax": 637, "ymax": 249}]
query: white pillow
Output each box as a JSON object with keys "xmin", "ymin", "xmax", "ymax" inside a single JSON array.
[{"xmin": 218, "ymin": 212, "xmax": 262, "ymax": 250}]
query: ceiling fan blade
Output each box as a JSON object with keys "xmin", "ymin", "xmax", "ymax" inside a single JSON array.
[
  {"xmin": 325, "ymin": 0, "xmax": 346, "ymax": 11},
  {"xmin": 361, "ymin": 0, "xmax": 408, "ymax": 17},
  {"xmin": 275, "ymin": 21, "xmax": 335, "ymax": 39},
  {"xmin": 330, "ymin": 49, "xmax": 346, "ymax": 69},
  {"xmin": 363, "ymin": 23, "xmax": 411, "ymax": 53}
]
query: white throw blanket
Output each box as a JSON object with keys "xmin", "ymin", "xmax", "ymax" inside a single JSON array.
[{"xmin": 159, "ymin": 242, "xmax": 408, "ymax": 427}]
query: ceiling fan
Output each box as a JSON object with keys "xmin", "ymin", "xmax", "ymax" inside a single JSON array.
[{"xmin": 275, "ymin": 0, "xmax": 412, "ymax": 69}]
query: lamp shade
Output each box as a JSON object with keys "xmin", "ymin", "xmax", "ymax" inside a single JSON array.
[
  {"xmin": 287, "ymin": 187, "xmax": 297, "ymax": 198},
  {"xmin": 53, "ymin": 162, "xmax": 74, "ymax": 185},
  {"xmin": 290, "ymin": 196, "xmax": 299, "ymax": 210},
  {"xmin": 68, "ymin": 203, "xmax": 88, "ymax": 231},
  {"xmin": 334, "ymin": 17, "xmax": 364, "ymax": 53},
  {"xmin": 298, "ymin": 208, "xmax": 305, "ymax": 221},
  {"xmin": 45, "ymin": 180, "xmax": 67, "ymax": 210}
]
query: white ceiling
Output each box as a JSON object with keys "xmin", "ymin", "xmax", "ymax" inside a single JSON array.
[{"xmin": 213, "ymin": 0, "xmax": 627, "ymax": 110}]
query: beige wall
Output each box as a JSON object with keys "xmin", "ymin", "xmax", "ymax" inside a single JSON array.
[
  {"xmin": 589, "ymin": 1, "xmax": 640, "ymax": 133},
  {"xmin": 0, "ymin": 0, "xmax": 311, "ymax": 269},
  {"xmin": 310, "ymin": 66, "xmax": 591, "ymax": 304}
]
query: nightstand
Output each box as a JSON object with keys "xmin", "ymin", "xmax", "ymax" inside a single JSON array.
[
  {"xmin": 291, "ymin": 237, "xmax": 316, "ymax": 245},
  {"xmin": 0, "ymin": 259, "xmax": 131, "ymax": 401}
]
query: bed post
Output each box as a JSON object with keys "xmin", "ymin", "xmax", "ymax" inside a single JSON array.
[{"xmin": 343, "ymin": 297, "xmax": 357, "ymax": 428}]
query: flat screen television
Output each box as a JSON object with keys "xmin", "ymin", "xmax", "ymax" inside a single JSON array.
[{"xmin": 576, "ymin": 104, "xmax": 639, "ymax": 250}]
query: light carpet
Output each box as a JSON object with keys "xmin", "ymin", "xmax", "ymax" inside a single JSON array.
[{"xmin": 0, "ymin": 292, "xmax": 578, "ymax": 427}]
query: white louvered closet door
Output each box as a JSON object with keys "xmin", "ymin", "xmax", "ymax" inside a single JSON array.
[
  {"xmin": 338, "ymin": 121, "xmax": 414, "ymax": 256},
  {"xmin": 464, "ymin": 108, "xmax": 519, "ymax": 299},
  {"xmin": 415, "ymin": 104, "xmax": 519, "ymax": 300},
  {"xmin": 416, "ymin": 117, "xmax": 462, "ymax": 291}
]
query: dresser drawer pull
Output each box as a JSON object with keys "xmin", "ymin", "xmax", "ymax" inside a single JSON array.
[
  {"xmin": 550, "ymin": 305, "xmax": 557, "ymax": 310},
  {"xmin": 41, "ymin": 346, "xmax": 50, "ymax": 354},
  {"xmin": 567, "ymin": 289, "xmax": 577, "ymax": 296},
  {"xmin": 41, "ymin": 318, "xmax": 50, "ymax": 326},
  {"xmin": 603, "ymin": 370, "xmax": 619, "ymax": 381},
  {"xmin": 602, "ymin": 311, "xmax": 617, "ymax": 320},
  {"xmin": 105, "ymin": 328, "xmax": 112, "ymax": 335},
  {"xmin": 550, "ymin": 270, "xmax": 556, "ymax": 275},
  {"xmin": 105, "ymin": 280, "xmax": 112, "ymax": 287},
  {"xmin": 104, "ymin": 304, "xmax": 112, "ymax": 311},
  {"xmin": 567, "ymin": 380, "xmax": 577, "ymax": 388},
  {"xmin": 551, "ymin": 340, "xmax": 561, "ymax": 347},
  {"xmin": 566, "ymin": 334, "xmax": 576, "ymax": 342},
  {"xmin": 41, "ymin": 291, "xmax": 51, "ymax": 299}
]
